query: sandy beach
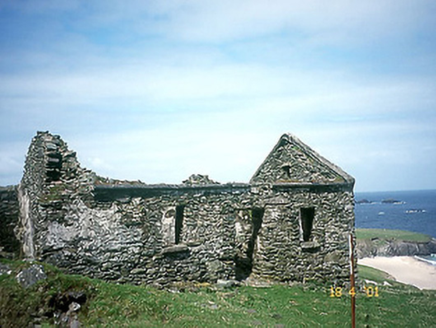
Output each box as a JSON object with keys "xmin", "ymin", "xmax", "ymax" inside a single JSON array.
[{"xmin": 358, "ymin": 256, "xmax": 436, "ymax": 290}]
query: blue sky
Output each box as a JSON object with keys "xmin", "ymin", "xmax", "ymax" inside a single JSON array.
[{"xmin": 1, "ymin": 0, "xmax": 436, "ymax": 192}]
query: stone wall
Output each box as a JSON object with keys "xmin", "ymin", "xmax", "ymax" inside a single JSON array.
[
  {"xmin": 15, "ymin": 132, "xmax": 94, "ymax": 260},
  {"xmin": 10, "ymin": 131, "xmax": 355, "ymax": 287},
  {"xmin": 0, "ymin": 186, "xmax": 20, "ymax": 256}
]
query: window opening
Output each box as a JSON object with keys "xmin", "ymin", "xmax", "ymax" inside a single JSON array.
[
  {"xmin": 300, "ymin": 207, "xmax": 315, "ymax": 242},
  {"xmin": 282, "ymin": 165, "xmax": 291, "ymax": 179},
  {"xmin": 175, "ymin": 205, "xmax": 185, "ymax": 244},
  {"xmin": 46, "ymin": 153, "xmax": 62, "ymax": 181}
]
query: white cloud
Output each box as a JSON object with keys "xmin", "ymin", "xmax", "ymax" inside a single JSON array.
[
  {"xmin": 4, "ymin": 57, "xmax": 433, "ymax": 113},
  {"xmin": 8, "ymin": 0, "xmax": 433, "ymax": 45},
  {"xmin": 122, "ymin": 0, "xmax": 436, "ymax": 44},
  {"xmin": 1, "ymin": 0, "xmax": 436, "ymax": 192}
]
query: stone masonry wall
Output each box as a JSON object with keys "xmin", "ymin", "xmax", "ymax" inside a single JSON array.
[
  {"xmin": 41, "ymin": 185, "xmax": 354, "ymax": 285},
  {"xmin": 16, "ymin": 132, "xmax": 94, "ymax": 260},
  {"xmin": 12, "ymin": 131, "xmax": 355, "ymax": 287},
  {"xmin": 250, "ymin": 189, "xmax": 355, "ymax": 283},
  {"xmin": 0, "ymin": 186, "xmax": 20, "ymax": 256},
  {"xmin": 250, "ymin": 134, "xmax": 351, "ymax": 185}
]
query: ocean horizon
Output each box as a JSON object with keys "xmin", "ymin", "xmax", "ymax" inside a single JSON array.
[
  {"xmin": 355, "ymin": 189, "xmax": 436, "ymax": 266},
  {"xmin": 355, "ymin": 189, "xmax": 436, "ymax": 239}
]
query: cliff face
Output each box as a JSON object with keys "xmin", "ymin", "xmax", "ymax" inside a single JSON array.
[{"xmin": 356, "ymin": 238, "xmax": 436, "ymax": 258}]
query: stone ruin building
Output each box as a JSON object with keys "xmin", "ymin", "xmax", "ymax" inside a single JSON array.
[{"xmin": 0, "ymin": 131, "xmax": 355, "ymax": 286}]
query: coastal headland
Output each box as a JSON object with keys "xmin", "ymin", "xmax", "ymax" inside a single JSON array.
[{"xmin": 356, "ymin": 228, "xmax": 436, "ymax": 290}]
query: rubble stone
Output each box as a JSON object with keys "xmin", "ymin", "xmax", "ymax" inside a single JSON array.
[{"xmin": 16, "ymin": 264, "xmax": 47, "ymax": 288}]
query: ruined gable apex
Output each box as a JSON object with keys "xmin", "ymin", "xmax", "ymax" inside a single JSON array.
[{"xmin": 250, "ymin": 133, "xmax": 354, "ymax": 185}]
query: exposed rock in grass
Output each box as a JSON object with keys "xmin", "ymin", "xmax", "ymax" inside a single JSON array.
[{"xmin": 16, "ymin": 264, "xmax": 47, "ymax": 288}]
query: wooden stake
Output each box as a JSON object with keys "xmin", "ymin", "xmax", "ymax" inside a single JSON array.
[{"xmin": 349, "ymin": 233, "xmax": 356, "ymax": 328}]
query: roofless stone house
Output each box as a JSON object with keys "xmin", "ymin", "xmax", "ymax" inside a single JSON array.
[{"xmin": 11, "ymin": 131, "xmax": 355, "ymax": 285}]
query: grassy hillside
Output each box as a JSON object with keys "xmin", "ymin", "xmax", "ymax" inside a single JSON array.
[
  {"xmin": 1, "ymin": 259, "xmax": 435, "ymax": 327},
  {"xmin": 356, "ymin": 228, "xmax": 432, "ymax": 243}
]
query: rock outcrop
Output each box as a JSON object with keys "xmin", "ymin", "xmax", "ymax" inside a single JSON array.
[{"xmin": 356, "ymin": 238, "xmax": 436, "ymax": 258}]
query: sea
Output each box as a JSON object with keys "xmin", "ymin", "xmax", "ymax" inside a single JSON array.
[{"xmin": 354, "ymin": 189, "xmax": 436, "ymax": 266}]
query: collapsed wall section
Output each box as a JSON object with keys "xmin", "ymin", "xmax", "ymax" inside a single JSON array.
[{"xmin": 16, "ymin": 131, "xmax": 94, "ymax": 259}]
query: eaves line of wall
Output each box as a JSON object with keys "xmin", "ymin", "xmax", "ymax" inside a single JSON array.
[{"xmin": 93, "ymin": 182, "xmax": 354, "ymax": 202}]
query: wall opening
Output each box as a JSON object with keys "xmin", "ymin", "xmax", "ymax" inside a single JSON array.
[
  {"xmin": 236, "ymin": 207, "xmax": 264, "ymax": 280},
  {"xmin": 162, "ymin": 209, "xmax": 176, "ymax": 246},
  {"xmin": 46, "ymin": 153, "xmax": 62, "ymax": 182},
  {"xmin": 281, "ymin": 165, "xmax": 291, "ymax": 179},
  {"xmin": 300, "ymin": 207, "xmax": 315, "ymax": 242},
  {"xmin": 175, "ymin": 205, "xmax": 185, "ymax": 244}
]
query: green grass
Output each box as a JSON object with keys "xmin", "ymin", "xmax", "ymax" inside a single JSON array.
[
  {"xmin": 358, "ymin": 264, "xmax": 393, "ymax": 282},
  {"xmin": 356, "ymin": 228, "xmax": 432, "ymax": 243},
  {"xmin": 1, "ymin": 259, "xmax": 436, "ymax": 327}
]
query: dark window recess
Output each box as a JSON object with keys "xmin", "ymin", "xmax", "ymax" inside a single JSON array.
[
  {"xmin": 46, "ymin": 153, "xmax": 62, "ymax": 181},
  {"xmin": 175, "ymin": 205, "xmax": 185, "ymax": 244},
  {"xmin": 282, "ymin": 165, "xmax": 291, "ymax": 179},
  {"xmin": 300, "ymin": 207, "xmax": 315, "ymax": 242}
]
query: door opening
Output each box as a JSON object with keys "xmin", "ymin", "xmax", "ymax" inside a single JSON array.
[{"xmin": 235, "ymin": 207, "xmax": 264, "ymax": 280}]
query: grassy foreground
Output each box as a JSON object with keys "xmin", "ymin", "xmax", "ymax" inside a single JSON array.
[
  {"xmin": 355, "ymin": 228, "xmax": 432, "ymax": 243},
  {"xmin": 1, "ymin": 260, "xmax": 436, "ymax": 327}
]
